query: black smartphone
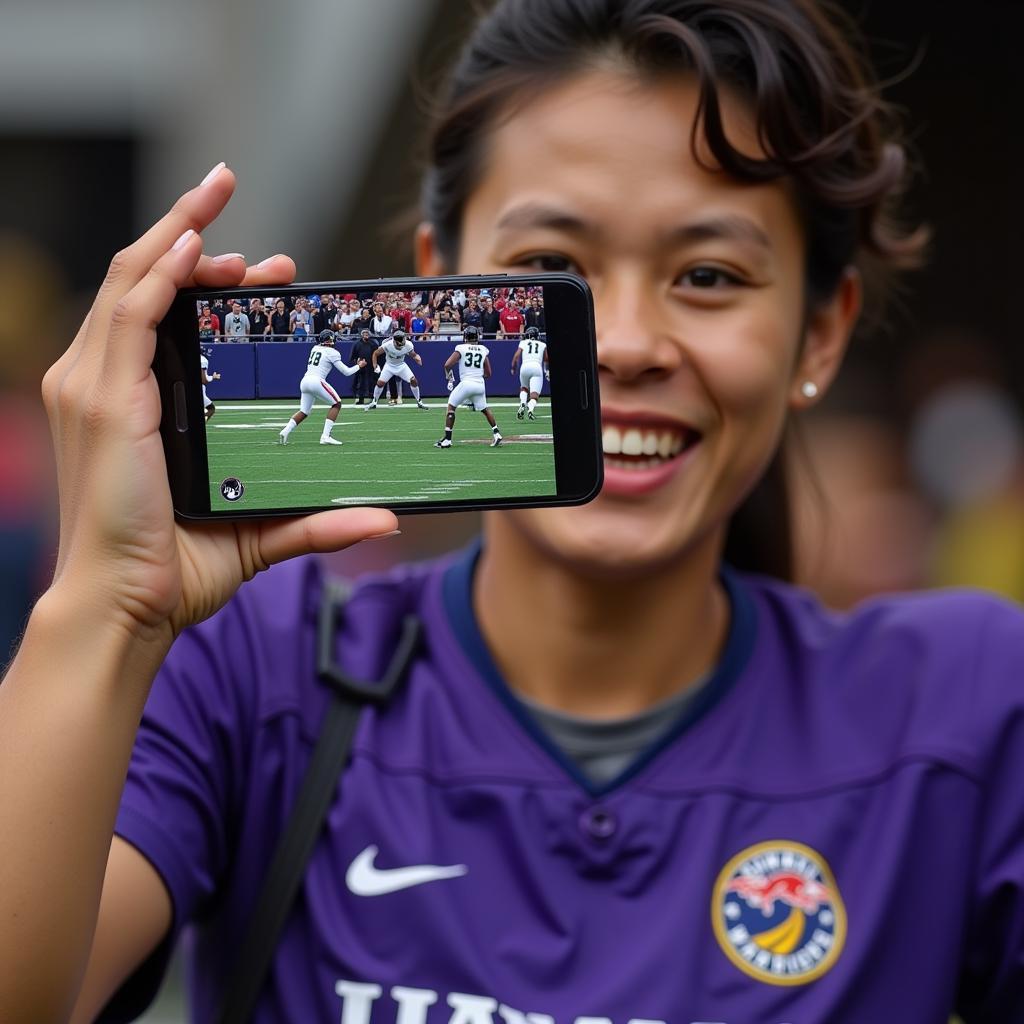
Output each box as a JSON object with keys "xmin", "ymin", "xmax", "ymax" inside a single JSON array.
[{"xmin": 154, "ymin": 274, "xmax": 602, "ymax": 519}]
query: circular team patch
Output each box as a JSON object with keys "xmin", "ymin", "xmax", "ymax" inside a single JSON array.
[{"xmin": 712, "ymin": 840, "xmax": 846, "ymax": 986}]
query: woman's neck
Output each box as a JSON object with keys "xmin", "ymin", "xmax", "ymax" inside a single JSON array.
[{"xmin": 474, "ymin": 519, "xmax": 729, "ymax": 719}]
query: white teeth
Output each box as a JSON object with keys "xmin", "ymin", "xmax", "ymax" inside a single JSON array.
[
  {"xmin": 601, "ymin": 423, "xmax": 695, "ymax": 460},
  {"xmin": 621, "ymin": 429, "xmax": 644, "ymax": 456}
]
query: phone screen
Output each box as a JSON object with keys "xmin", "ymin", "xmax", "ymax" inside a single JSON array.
[{"xmin": 161, "ymin": 277, "xmax": 599, "ymax": 516}]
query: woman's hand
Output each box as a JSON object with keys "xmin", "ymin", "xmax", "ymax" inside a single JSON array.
[{"xmin": 41, "ymin": 162, "xmax": 398, "ymax": 650}]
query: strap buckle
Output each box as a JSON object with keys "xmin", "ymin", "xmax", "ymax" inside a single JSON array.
[{"xmin": 316, "ymin": 579, "xmax": 421, "ymax": 704}]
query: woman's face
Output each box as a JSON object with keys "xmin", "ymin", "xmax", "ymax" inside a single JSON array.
[
  {"xmin": 420, "ymin": 70, "xmax": 855, "ymax": 577},
  {"xmin": 275, "ymin": 300, "xmax": 285, "ymax": 313}
]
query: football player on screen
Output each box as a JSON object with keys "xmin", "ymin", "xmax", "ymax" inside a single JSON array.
[
  {"xmin": 510, "ymin": 325, "xmax": 549, "ymax": 420},
  {"xmin": 278, "ymin": 331, "xmax": 365, "ymax": 446},
  {"xmin": 200, "ymin": 346, "xmax": 221, "ymax": 423},
  {"xmin": 365, "ymin": 330, "xmax": 428, "ymax": 410},
  {"xmin": 435, "ymin": 324, "xmax": 503, "ymax": 449}
]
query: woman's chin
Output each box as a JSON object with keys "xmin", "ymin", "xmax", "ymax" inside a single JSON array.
[{"xmin": 497, "ymin": 498, "xmax": 708, "ymax": 581}]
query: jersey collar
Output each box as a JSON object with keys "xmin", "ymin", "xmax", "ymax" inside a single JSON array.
[{"xmin": 441, "ymin": 539, "xmax": 757, "ymax": 798}]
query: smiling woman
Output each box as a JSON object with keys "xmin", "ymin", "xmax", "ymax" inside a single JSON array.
[{"xmin": 3, "ymin": 2, "xmax": 1023, "ymax": 1024}]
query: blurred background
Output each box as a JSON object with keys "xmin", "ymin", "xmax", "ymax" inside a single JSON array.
[{"xmin": 0, "ymin": 0, "xmax": 1021, "ymax": 1019}]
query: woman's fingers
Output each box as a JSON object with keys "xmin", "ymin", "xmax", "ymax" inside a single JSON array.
[
  {"xmin": 250, "ymin": 508, "xmax": 400, "ymax": 570},
  {"xmin": 190, "ymin": 252, "xmax": 297, "ymax": 290},
  {"xmin": 239, "ymin": 254, "xmax": 297, "ymax": 288},
  {"xmin": 101, "ymin": 230, "xmax": 206, "ymax": 385}
]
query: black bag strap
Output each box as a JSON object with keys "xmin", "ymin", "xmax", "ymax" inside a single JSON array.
[{"xmin": 216, "ymin": 578, "xmax": 422, "ymax": 1024}]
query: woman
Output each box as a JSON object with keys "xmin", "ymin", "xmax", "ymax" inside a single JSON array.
[
  {"xmin": 289, "ymin": 296, "xmax": 311, "ymax": 342},
  {"xmin": 2, "ymin": 2, "xmax": 1020, "ymax": 1022}
]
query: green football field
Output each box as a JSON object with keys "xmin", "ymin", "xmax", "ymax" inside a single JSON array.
[{"xmin": 206, "ymin": 398, "xmax": 556, "ymax": 510}]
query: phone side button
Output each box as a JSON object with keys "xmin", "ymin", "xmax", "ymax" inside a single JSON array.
[
  {"xmin": 173, "ymin": 381, "xmax": 189, "ymax": 432},
  {"xmin": 578, "ymin": 370, "xmax": 589, "ymax": 410}
]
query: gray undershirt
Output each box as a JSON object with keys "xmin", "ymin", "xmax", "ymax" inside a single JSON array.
[{"xmin": 518, "ymin": 677, "xmax": 709, "ymax": 785}]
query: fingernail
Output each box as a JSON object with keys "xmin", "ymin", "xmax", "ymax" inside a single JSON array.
[
  {"xmin": 172, "ymin": 228, "xmax": 196, "ymax": 252},
  {"xmin": 257, "ymin": 254, "xmax": 282, "ymax": 268},
  {"xmin": 200, "ymin": 161, "xmax": 226, "ymax": 187},
  {"xmin": 365, "ymin": 529, "xmax": 402, "ymax": 541},
  {"xmin": 212, "ymin": 252, "xmax": 245, "ymax": 264}
]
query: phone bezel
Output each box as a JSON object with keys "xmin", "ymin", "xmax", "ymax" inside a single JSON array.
[{"xmin": 155, "ymin": 273, "xmax": 602, "ymax": 519}]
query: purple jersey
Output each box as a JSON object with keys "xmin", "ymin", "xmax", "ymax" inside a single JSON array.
[{"xmin": 105, "ymin": 545, "xmax": 1024, "ymax": 1023}]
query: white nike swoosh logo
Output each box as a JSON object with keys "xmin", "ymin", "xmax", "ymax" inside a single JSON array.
[{"xmin": 345, "ymin": 844, "xmax": 468, "ymax": 897}]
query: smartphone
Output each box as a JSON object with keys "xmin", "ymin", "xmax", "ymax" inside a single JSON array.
[{"xmin": 154, "ymin": 274, "xmax": 602, "ymax": 519}]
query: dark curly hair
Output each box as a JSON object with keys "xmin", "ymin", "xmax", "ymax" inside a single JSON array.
[{"xmin": 421, "ymin": 0, "xmax": 927, "ymax": 578}]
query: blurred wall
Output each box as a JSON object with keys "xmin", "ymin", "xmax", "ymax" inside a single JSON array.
[{"xmin": 0, "ymin": 0, "xmax": 439, "ymax": 268}]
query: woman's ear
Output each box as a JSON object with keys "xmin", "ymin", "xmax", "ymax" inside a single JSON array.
[
  {"xmin": 415, "ymin": 222, "xmax": 446, "ymax": 276},
  {"xmin": 789, "ymin": 267, "xmax": 862, "ymax": 409}
]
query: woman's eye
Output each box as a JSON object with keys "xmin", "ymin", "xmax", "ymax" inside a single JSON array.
[
  {"xmin": 520, "ymin": 254, "xmax": 580, "ymax": 274},
  {"xmin": 679, "ymin": 266, "xmax": 741, "ymax": 289}
]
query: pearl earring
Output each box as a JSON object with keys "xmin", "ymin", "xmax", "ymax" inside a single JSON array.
[{"xmin": 801, "ymin": 381, "xmax": 819, "ymax": 399}]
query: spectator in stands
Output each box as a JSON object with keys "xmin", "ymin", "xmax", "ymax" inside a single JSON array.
[
  {"xmin": 498, "ymin": 299, "xmax": 525, "ymax": 338},
  {"xmin": 197, "ymin": 311, "xmax": 216, "ymax": 344},
  {"xmin": 410, "ymin": 305, "xmax": 429, "ymax": 339},
  {"xmin": 432, "ymin": 288, "xmax": 454, "ymax": 313},
  {"xmin": 270, "ymin": 298, "xmax": 290, "ymax": 341},
  {"xmin": 210, "ymin": 297, "xmax": 227, "ymax": 330},
  {"xmin": 480, "ymin": 295, "xmax": 501, "ymax": 338},
  {"xmin": 223, "ymin": 301, "xmax": 251, "ymax": 342},
  {"xmin": 462, "ymin": 297, "xmax": 483, "ymax": 329},
  {"xmin": 437, "ymin": 306, "xmax": 462, "ymax": 337},
  {"xmin": 201, "ymin": 301, "xmax": 220, "ymax": 338},
  {"xmin": 525, "ymin": 294, "xmax": 546, "ymax": 333},
  {"xmin": 312, "ymin": 297, "xmax": 334, "ymax": 336},
  {"xmin": 290, "ymin": 297, "xmax": 311, "ymax": 342},
  {"xmin": 351, "ymin": 304, "xmax": 374, "ymax": 339},
  {"xmin": 335, "ymin": 299, "xmax": 360, "ymax": 334},
  {"xmin": 371, "ymin": 301, "xmax": 394, "ymax": 338},
  {"xmin": 392, "ymin": 298, "xmax": 413, "ymax": 333},
  {"xmin": 248, "ymin": 297, "xmax": 270, "ymax": 339}
]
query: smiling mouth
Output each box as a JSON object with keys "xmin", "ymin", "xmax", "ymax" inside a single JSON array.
[{"xmin": 601, "ymin": 420, "xmax": 701, "ymax": 471}]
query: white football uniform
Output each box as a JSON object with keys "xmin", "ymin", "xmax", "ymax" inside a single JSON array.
[
  {"xmin": 200, "ymin": 354, "xmax": 212, "ymax": 409},
  {"xmin": 449, "ymin": 342, "xmax": 490, "ymax": 411},
  {"xmin": 517, "ymin": 337, "xmax": 547, "ymax": 395},
  {"xmin": 377, "ymin": 339, "xmax": 417, "ymax": 384},
  {"xmin": 299, "ymin": 344, "xmax": 358, "ymax": 414}
]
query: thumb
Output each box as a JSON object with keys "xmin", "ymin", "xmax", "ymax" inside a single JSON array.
[{"xmin": 252, "ymin": 508, "xmax": 399, "ymax": 568}]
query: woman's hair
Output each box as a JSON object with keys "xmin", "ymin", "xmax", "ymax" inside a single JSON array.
[{"xmin": 421, "ymin": 0, "xmax": 926, "ymax": 579}]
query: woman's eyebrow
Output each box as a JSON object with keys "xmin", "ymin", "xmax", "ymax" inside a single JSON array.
[
  {"xmin": 494, "ymin": 204, "xmax": 772, "ymax": 253},
  {"xmin": 663, "ymin": 215, "xmax": 773, "ymax": 251},
  {"xmin": 495, "ymin": 203, "xmax": 594, "ymax": 237}
]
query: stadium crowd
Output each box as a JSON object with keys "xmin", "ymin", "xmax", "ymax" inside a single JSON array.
[{"xmin": 196, "ymin": 286, "xmax": 547, "ymax": 344}]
